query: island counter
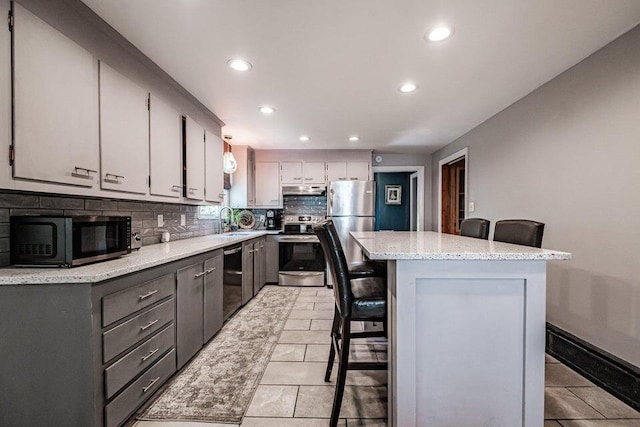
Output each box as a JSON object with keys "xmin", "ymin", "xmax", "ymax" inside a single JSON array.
[{"xmin": 350, "ymin": 231, "xmax": 571, "ymax": 427}]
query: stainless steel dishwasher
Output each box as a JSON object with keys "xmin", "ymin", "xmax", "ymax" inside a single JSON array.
[{"xmin": 223, "ymin": 244, "xmax": 243, "ymax": 320}]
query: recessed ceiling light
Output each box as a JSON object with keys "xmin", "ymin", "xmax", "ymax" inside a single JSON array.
[
  {"xmin": 426, "ymin": 26, "xmax": 454, "ymax": 42},
  {"xmin": 227, "ymin": 58, "xmax": 252, "ymax": 72},
  {"xmin": 259, "ymin": 105, "xmax": 276, "ymax": 115},
  {"xmin": 299, "ymin": 135, "xmax": 310, "ymax": 142},
  {"xmin": 399, "ymin": 82, "xmax": 418, "ymax": 93},
  {"xmin": 349, "ymin": 136, "xmax": 360, "ymax": 142}
]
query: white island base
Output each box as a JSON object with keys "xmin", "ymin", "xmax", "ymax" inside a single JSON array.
[
  {"xmin": 388, "ymin": 259, "xmax": 546, "ymax": 427},
  {"xmin": 350, "ymin": 231, "xmax": 570, "ymax": 427}
]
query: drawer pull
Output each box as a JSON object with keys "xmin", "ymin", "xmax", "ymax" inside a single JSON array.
[
  {"xmin": 171, "ymin": 185, "xmax": 182, "ymax": 192},
  {"xmin": 142, "ymin": 376, "xmax": 160, "ymax": 393},
  {"xmin": 194, "ymin": 271, "xmax": 206, "ymax": 279},
  {"xmin": 140, "ymin": 319, "xmax": 159, "ymax": 331},
  {"xmin": 141, "ymin": 348, "xmax": 159, "ymax": 362},
  {"xmin": 138, "ymin": 290, "xmax": 159, "ymax": 301},
  {"xmin": 205, "ymin": 267, "xmax": 216, "ymax": 274}
]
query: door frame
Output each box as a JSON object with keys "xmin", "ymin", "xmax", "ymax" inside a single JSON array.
[
  {"xmin": 372, "ymin": 166, "xmax": 424, "ymax": 231},
  {"xmin": 437, "ymin": 147, "xmax": 468, "ymax": 233},
  {"xmin": 410, "ymin": 172, "xmax": 418, "ymax": 231}
]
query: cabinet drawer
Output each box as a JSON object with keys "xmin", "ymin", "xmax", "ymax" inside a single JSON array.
[
  {"xmin": 105, "ymin": 348, "xmax": 175, "ymax": 427},
  {"xmin": 103, "ymin": 273, "xmax": 175, "ymax": 327},
  {"xmin": 104, "ymin": 323, "xmax": 175, "ymax": 399},
  {"xmin": 103, "ymin": 299, "xmax": 174, "ymax": 363}
]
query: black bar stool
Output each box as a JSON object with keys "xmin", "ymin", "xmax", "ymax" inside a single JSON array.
[
  {"xmin": 313, "ymin": 220, "xmax": 387, "ymax": 427},
  {"xmin": 493, "ymin": 219, "xmax": 545, "ymax": 248},
  {"xmin": 460, "ymin": 218, "xmax": 490, "ymax": 239}
]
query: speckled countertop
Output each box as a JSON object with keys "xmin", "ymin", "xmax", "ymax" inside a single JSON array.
[
  {"xmin": 351, "ymin": 231, "xmax": 571, "ymax": 261},
  {"xmin": 0, "ymin": 231, "xmax": 275, "ymax": 285}
]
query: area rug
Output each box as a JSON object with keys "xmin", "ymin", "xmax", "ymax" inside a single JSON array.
[{"xmin": 137, "ymin": 285, "xmax": 300, "ymax": 423}]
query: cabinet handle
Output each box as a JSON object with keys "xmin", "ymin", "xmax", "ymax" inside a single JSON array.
[
  {"xmin": 194, "ymin": 271, "xmax": 206, "ymax": 278},
  {"xmin": 104, "ymin": 173, "xmax": 124, "ymax": 184},
  {"xmin": 270, "ymin": 199, "xmax": 279, "ymax": 202},
  {"xmin": 260, "ymin": 245, "xmax": 264, "ymax": 249},
  {"xmin": 188, "ymin": 187, "xmax": 198, "ymax": 194},
  {"xmin": 71, "ymin": 166, "xmax": 97, "ymax": 179},
  {"xmin": 218, "ymin": 193, "xmax": 224, "ymax": 198},
  {"xmin": 171, "ymin": 185, "xmax": 182, "ymax": 192},
  {"xmin": 350, "ymin": 177, "xmax": 358, "ymax": 180},
  {"xmin": 339, "ymin": 177, "xmax": 347, "ymax": 180},
  {"xmin": 140, "ymin": 319, "xmax": 159, "ymax": 331},
  {"xmin": 293, "ymin": 177, "xmax": 302, "ymax": 180},
  {"xmin": 141, "ymin": 348, "xmax": 159, "ymax": 362},
  {"xmin": 205, "ymin": 267, "xmax": 216, "ymax": 274},
  {"xmin": 248, "ymin": 249, "xmax": 257, "ymax": 253},
  {"xmin": 138, "ymin": 290, "xmax": 159, "ymax": 300},
  {"xmin": 304, "ymin": 177, "xmax": 313, "ymax": 180},
  {"xmin": 142, "ymin": 376, "xmax": 161, "ymax": 393}
]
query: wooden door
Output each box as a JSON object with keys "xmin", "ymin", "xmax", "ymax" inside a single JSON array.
[{"xmin": 441, "ymin": 157, "xmax": 466, "ymax": 234}]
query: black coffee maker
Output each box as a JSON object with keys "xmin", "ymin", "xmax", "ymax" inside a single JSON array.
[{"xmin": 265, "ymin": 209, "xmax": 281, "ymax": 230}]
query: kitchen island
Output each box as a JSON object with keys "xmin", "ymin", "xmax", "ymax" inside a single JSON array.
[{"xmin": 350, "ymin": 231, "xmax": 571, "ymax": 427}]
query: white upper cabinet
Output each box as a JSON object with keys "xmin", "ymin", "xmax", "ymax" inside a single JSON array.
[
  {"xmin": 99, "ymin": 62, "xmax": 149, "ymax": 194},
  {"xmin": 255, "ymin": 162, "xmax": 281, "ymax": 207},
  {"xmin": 280, "ymin": 161, "xmax": 303, "ymax": 184},
  {"xmin": 1, "ymin": 0, "xmax": 9, "ymax": 163},
  {"xmin": 326, "ymin": 161, "xmax": 369, "ymax": 181},
  {"xmin": 326, "ymin": 162, "xmax": 348, "ymax": 182},
  {"xmin": 347, "ymin": 161, "xmax": 370, "ymax": 180},
  {"xmin": 12, "ymin": 3, "xmax": 99, "ymax": 187},
  {"xmin": 303, "ymin": 162, "xmax": 326, "ymax": 184},
  {"xmin": 185, "ymin": 116, "xmax": 205, "ymax": 200},
  {"xmin": 204, "ymin": 130, "xmax": 224, "ymax": 203},
  {"xmin": 149, "ymin": 94, "xmax": 182, "ymax": 198}
]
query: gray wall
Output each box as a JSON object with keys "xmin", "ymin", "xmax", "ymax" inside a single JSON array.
[{"xmin": 431, "ymin": 25, "xmax": 640, "ymax": 367}]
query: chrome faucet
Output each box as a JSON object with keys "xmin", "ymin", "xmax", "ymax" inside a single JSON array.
[{"xmin": 218, "ymin": 206, "xmax": 233, "ymax": 234}]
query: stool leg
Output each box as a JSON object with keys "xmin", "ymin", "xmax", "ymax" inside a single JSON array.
[
  {"xmin": 330, "ymin": 318, "xmax": 351, "ymax": 427},
  {"xmin": 324, "ymin": 306, "xmax": 340, "ymax": 382}
]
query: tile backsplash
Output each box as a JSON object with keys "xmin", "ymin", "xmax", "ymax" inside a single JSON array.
[
  {"xmin": 283, "ymin": 195, "xmax": 327, "ymax": 216},
  {"xmin": 0, "ymin": 190, "xmax": 220, "ymax": 267}
]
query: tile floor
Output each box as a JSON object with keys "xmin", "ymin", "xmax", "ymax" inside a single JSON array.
[{"xmin": 135, "ymin": 286, "xmax": 640, "ymax": 427}]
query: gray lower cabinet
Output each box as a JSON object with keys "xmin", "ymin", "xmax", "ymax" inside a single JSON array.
[
  {"xmin": 177, "ymin": 262, "xmax": 205, "ymax": 369},
  {"xmin": 265, "ymin": 235, "xmax": 279, "ymax": 283},
  {"xmin": 242, "ymin": 240, "xmax": 255, "ymax": 304},
  {"xmin": 204, "ymin": 251, "xmax": 224, "ymax": 342}
]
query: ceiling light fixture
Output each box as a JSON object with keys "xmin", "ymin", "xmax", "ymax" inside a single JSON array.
[
  {"xmin": 426, "ymin": 26, "xmax": 454, "ymax": 42},
  {"xmin": 349, "ymin": 136, "xmax": 360, "ymax": 142},
  {"xmin": 227, "ymin": 58, "xmax": 252, "ymax": 72},
  {"xmin": 299, "ymin": 135, "xmax": 310, "ymax": 142},
  {"xmin": 259, "ymin": 105, "xmax": 276, "ymax": 115},
  {"xmin": 399, "ymin": 82, "xmax": 418, "ymax": 93}
]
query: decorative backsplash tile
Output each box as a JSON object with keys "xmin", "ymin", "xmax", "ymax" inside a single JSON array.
[
  {"xmin": 0, "ymin": 190, "xmax": 220, "ymax": 267},
  {"xmin": 283, "ymin": 195, "xmax": 328, "ymax": 216}
]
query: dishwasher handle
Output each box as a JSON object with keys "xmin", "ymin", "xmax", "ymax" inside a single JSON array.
[{"xmin": 223, "ymin": 247, "xmax": 242, "ymax": 256}]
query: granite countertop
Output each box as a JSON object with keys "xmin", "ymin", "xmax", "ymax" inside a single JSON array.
[
  {"xmin": 351, "ymin": 231, "xmax": 572, "ymax": 261},
  {"xmin": 0, "ymin": 231, "xmax": 271, "ymax": 285}
]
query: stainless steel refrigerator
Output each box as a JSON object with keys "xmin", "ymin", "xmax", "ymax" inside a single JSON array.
[{"xmin": 327, "ymin": 180, "xmax": 375, "ymax": 285}]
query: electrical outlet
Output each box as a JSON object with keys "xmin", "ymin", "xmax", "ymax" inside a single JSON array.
[
  {"xmin": 180, "ymin": 214, "xmax": 186, "ymax": 226},
  {"xmin": 468, "ymin": 202, "xmax": 475, "ymax": 213},
  {"xmin": 259, "ymin": 214, "xmax": 265, "ymax": 222},
  {"xmin": 157, "ymin": 214, "xmax": 164, "ymax": 227}
]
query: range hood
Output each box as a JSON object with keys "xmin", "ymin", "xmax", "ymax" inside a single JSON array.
[{"xmin": 282, "ymin": 185, "xmax": 326, "ymax": 196}]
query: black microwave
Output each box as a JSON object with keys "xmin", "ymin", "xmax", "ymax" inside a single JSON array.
[{"xmin": 10, "ymin": 216, "xmax": 131, "ymax": 267}]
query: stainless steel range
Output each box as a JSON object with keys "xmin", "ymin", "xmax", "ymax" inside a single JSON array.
[{"xmin": 276, "ymin": 215, "xmax": 325, "ymax": 287}]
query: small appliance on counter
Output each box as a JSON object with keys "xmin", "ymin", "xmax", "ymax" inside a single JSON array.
[
  {"xmin": 265, "ymin": 209, "xmax": 282, "ymax": 230},
  {"xmin": 10, "ymin": 215, "xmax": 132, "ymax": 267}
]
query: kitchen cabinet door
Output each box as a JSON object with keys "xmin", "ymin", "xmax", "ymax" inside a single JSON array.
[
  {"xmin": 253, "ymin": 241, "xmax": 261, "ymax": 296},
  {"xmin": 348, "ymin": 162, "xmax": 370, "ymax": 180},
  {"xmin": 0, "ymin": 0, "xmax": 9, "ymax": 165},
  {"xmin": 265, "ymin": 235, "xmax": 279, "ymax": 283},
  {"xmin": 280, "ymin": 161, "xmax": 303, "ymax": 184},
  {"xmin": 303, "ymin": 162, "xmax": 326, "ymax": 184},
  {"xmin": 326, "ymin": 162, "xmax": 348, "ymax": 182},
  {"xmin": 99, "ymin": 62, "xmax": 149, "ymax": 194},
  {"xmin": 176, "ymin": 262, "xmax": 204, "ymax": 369},
  {"xmin": 185, "ymin": 116, "xmax": 205, "ymax": 200},
  {"xmin": 203, "ymin": 251, "xmax": 223, "ymax": 342},
  {"xmin": 149, "ymin": 94, "xmax": 182, "ymax": 197},
  {"xmin": 12, "ymin": 3, "xmax": 99, "ymax": 187},
  {"xmin": 242, "ymin": 240, "xmax": 255, "ymax": 305},
  {"xmin": 205, "ymin": 130, "xmax": 224, "ymax": 203},
  {"xmin": 259, "ymin": 237, "xmax": 267, "ymax": 290},
  {"xmin": 255, "ymin": 162, "xmax": 281, "ymax": 207}
]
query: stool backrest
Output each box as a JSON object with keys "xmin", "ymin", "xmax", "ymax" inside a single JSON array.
[
  {"xmin": 460, "ymin": 218, "xmax": 490, "ymax": 239},
  {"xmin": 493, "ymin": 219, "xmax": 545, "ymax": 248},
  {"xmin": 313, "ymin": 219, "xmax": 352, "ymax": 317}
]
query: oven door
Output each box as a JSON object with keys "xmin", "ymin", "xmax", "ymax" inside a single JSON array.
[
  {"xmin": 71, "ymin": 216, "xmax": 131, "ymax": 266},
  {"xmin": 278, "ymin": 238, "xmax": 325, "ymax": 286}
]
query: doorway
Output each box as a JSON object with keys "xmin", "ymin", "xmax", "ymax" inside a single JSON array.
[
  {"xmin": 374, "ymin": 172, "xmax": 412, "ymax": 231},
  {"xmin": 371, "ymin": 166, "xmax": 424, "ymax": 231},
  {"xmin": 438, "ymin": 148, "xmax": 468, "ymax": 235}
]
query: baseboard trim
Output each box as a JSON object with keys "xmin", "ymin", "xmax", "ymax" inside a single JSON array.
[{"xmin": 546, "ymin": 323, "xmax": 640, "ymax": 412}]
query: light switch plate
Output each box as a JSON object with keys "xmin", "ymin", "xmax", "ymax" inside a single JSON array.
[
  {"xmin": 157, "ymin": 214, "xmax": 164, "ymax": 227},
  {"xmin": 468, "ymin": 202, "xmax": 475, "ymax": 213},
  {"xmin": 180, "ymin": 214, "xmax": 186, "ymax": 226}
]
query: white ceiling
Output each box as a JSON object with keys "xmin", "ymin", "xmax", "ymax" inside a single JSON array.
[{"xmin": 81, "ymin": 0, "xmax": 640, "ymax": 154}]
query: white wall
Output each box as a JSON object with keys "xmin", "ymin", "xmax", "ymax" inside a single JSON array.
[{"xmin": 431, "ymin": 24, "xmax": 640, "ymax": 367}]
